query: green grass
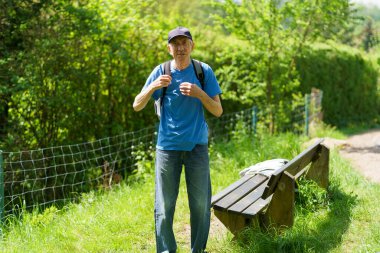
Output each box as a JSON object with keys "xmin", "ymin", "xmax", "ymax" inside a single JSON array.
[
  {"xmin": 1, "ymin": 183, "xmax": 157, "ymax": 252},
  {"xmin": 208, "ymin": 149, "xmax": 380, "ymax": 253},
  {"xmin": 1, "ymin": 131, "xmax": 380, "ymax": 252}
]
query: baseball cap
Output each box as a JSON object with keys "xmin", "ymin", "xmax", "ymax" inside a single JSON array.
[{"xmin": 167, "ymin": 27, "xmax": 193, "ymax": 43}]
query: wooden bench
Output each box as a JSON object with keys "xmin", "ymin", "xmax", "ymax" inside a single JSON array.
[{"xmin": 211, "ymin": 138, "xmax": 329, "ymax": 235}]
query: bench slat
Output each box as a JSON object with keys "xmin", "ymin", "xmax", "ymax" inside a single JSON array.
[
  {"xmin": 242, "ymin": 196, "xmax": 272, "ymax": 217},
  {"xmin": 262, "ymin": 139, "xmax": 323, "ymax": 198},
  {"xmin": 228, "ymin": 180, "xmax": 268, "ymax": 214},
  {"xmin": 213, "ymin": 174, "xmax": 267, "ymax": 211},
  {"xmin": 211, "ymin": 174, "xmax": 254, "ymax": 206},
  {"xmin": 286, "ymin": 145, "xmax": 322, "ymax": 176}
]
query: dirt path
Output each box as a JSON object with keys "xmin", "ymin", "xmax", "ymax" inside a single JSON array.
[{"xmin": 338, "ymin": 129, "xmax": 380, "ymax": 183}]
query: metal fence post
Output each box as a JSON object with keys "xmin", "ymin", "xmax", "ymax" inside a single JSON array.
[
  {"xmin": 252, "ymin": 106, "xmax": 258, "ymax": 135},
  {"xmin": 305, "ymin": 94, "xmax": 310, "ymax": 136},
  {"xmin": 0, "ymin": 150, "xmax": 4, "ymax": 223}
]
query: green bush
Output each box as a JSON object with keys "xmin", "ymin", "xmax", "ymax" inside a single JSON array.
[{"xmin": 296, "ymin": 43, "xmax": 379, "ymax": 127}]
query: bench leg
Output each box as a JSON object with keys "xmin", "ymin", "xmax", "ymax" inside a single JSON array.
[
  {"xmin": 306, "ymin": 144, "xmax": 329, "ymax": 189},
  {"xmin": 261, "ymin": 171, "xmax": 295, "ymax": 229},
  {"xmin": 214, "ymin": 209, "xmax": 255, "ymax": 235}
]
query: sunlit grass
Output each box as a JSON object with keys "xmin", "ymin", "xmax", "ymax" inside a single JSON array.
[
  {"xmin": 1, "ymin": 130, "xmax": 379, "ymax": 252},
  {"xmin": 1, "ymin": 183, "xmax": 156, "ymax": 252},
  {"xmin": 207, "ymin": 134, "xmax": 380, "ymax": 253}
]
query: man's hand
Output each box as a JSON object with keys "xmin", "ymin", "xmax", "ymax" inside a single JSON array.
[
  {"xmin": 180, "ymin": 82, "xmax": 223, "ymax": 117},
  {"xmin": 179, "ymin": 82, "xmax": 201, "ymax": 98},
  {"xmin": 152, "ymin": 75, "xmax": 172, "ymax": 90},
  {"xmin": 133, "ymin": 75, "xmax": 172, "ymax": 112}
]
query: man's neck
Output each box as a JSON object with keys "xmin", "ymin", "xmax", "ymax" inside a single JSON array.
[{"xmin": 174, "ymin": 58, "xmax": 191, "ymax": 70}]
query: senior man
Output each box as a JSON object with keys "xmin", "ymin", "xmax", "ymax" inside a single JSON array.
[{"xmin": 133, "ymin": 26, "xmax": 222, "ymax": 253}]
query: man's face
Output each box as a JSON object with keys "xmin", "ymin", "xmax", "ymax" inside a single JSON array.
[{"xmin": 168, "ymin": 36, "xmax": 194, "ymax": 61}]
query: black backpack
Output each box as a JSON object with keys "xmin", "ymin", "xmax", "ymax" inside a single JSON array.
[{"xmin": 154, "ymin": 59, "xmax": 205, "ymax": 118}]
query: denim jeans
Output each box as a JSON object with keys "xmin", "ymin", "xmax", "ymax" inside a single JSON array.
[{"xmin": 155, "ymin": 144, "xmax": 211, "ymax": 253}]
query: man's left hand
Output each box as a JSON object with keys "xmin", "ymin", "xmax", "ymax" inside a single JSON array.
[{"xmin": 179, "ymin": 82, "xmax": 201, "ymax": 98}]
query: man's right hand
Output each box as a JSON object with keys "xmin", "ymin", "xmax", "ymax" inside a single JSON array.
[
  {"xmin": 152, "ymin": 75, "xmax": 172, "ymax": 90},
  {"xmin": 133, "ymin": 75, "xmax": 172, "ymax": 112}
]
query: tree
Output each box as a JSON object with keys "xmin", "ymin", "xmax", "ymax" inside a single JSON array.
[
  {"xmin": 211, "ymin": 0, "xmax": 351, "ymax": 133},
  {"xmin": 0, "ymin": 0, "xmax": 167, "ymax": 150},
  {"xmin": 362, "ymin": 19, "xmax": 378, "ymax": 52},
  {"xmin": 0, "ymin": 0, "xmax": 53, "ymax": 142}
]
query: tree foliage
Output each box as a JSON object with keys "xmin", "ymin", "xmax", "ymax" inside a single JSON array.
[
  {"xmin": 0, "ymin": 0, "xmax": 378, "ymax": 151},
  {"xmin": 211, "ymin": 0, "xmax": 351, "ymax": 133},
  {"xmin": 297, "ymin": 43, "xmax": 379, "ymax": 127},
  {"xmin": 1, "ymin": 0, "xmax": 168, "ymax": 149},
  {"xmin": 336, "ymin": 4, "xmax": 380, "ymax": 53}
]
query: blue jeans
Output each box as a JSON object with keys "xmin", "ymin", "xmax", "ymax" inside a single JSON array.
[{"xmin": 155, "ymin": 144, "xmax": 211, "ymax": 253}]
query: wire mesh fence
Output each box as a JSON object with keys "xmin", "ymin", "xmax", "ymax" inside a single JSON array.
[
  {"xmin": 208, "ymin": 108, "xmax": 255, "ymax": 141},
  {"xmin": 1, "ymin": 126, "xmax": 157, "ymax": 219},
  {"xmin": 0, "ymin": 93, "xmax": 321, "ymax": 221}
]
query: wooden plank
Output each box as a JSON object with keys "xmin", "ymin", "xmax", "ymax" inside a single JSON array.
[
  {"xmin": 228, "ymin": 181, "xmax": 268, "ymax": 214},
  {"xmin": 213, "ymin": 174, "xmax": 267, "ymax": 211},
  {"xmin": 211, "ymin": 174, "xmax": 254, "ymax": 206},
  {"xmin": 285, "ymin": 144, "xmax": 322, "ymax": 176},
  {"xmin": 214, "ymin": 209, "xmax": 251, "ymax": 235},
  {"xmin": 305, "ymin": 144, "xmax": 329, "ymax": 189},
  {"xmin": 242, "ymin": 196, "xmax": 272, "ymax": 217},
  {"xmin": 294, "ymin": 165, "xmax": 310, "ymax": 180},
  {"xmin": 261, "ymin": 171, "xmax": 295, "ymax": 229},
  {"xmin": 262, "ymin": 139, "xmax": 323, "ymax": 198}
]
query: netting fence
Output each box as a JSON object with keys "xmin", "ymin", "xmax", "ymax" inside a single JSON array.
[{"xmin": 0, "ymin": 93, "xmax": 321, "ymax": 221}]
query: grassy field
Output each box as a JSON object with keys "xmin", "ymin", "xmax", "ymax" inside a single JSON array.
[{"xmin": 0, "ymin": 131, "xmax": 379, "ymax": 252}]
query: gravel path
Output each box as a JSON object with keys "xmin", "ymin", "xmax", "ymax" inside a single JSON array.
[{"xmin": 339, "ymin": 129, "xmax": 380, "ymax": 183}]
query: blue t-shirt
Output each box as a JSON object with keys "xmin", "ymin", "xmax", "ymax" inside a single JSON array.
[{"xmin": 143, "ymin": 60, "xmax": 222, "ymax": 151}]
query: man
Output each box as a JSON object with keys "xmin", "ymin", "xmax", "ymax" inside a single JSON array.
[{"xmin": 133, "ymin": 27, "xmax": 222, "ymax": 253}]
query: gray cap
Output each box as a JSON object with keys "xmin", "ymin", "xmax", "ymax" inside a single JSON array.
[{"xmin": 167, "ymin": 27, "xmax": 193, "ymax": 43}]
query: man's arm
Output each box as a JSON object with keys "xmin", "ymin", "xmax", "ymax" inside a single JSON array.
[
  {"xmin": 198, "ymin": 93, "xmax": 223, "ymax": 117},
  {"xmin": 133, "ymin": 85, "xmax": 156, "ymax": 112},
  {"xmin": 133, "ymin": 75, "xmax": 172, "ymax": 112},
  {"xmin": 179, "ymin": 82, "xmax": 223, "ymax": 117}
]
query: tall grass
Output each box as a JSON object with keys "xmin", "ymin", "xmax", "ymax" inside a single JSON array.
[
  {"xmin": 0, "ymin": 132, "xmax": 379, "ymax": 252},
  {"xmin": 207, "ymin": 134, "xmax": 380, "ymax": 253}
]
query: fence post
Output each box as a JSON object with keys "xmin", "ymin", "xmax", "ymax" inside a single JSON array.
[
  {"xmin": 0, "ymin": 150, "xmax": 4, "ymax": 223},
  {"xmin": 304, "ymin": 94, "xmax": 310, "ymax": 136},
  {"xmin": 252, "ymin": 106, "xmax": 258, "ymax": 135}
]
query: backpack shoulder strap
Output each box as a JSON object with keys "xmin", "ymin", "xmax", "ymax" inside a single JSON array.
[
  {"xmin": 160, "ymin": 60, "xmax": 171, "ymax": 104},
  {"xmin": 191, "ymin": 59, "xmax": 205, "ymax": 89},
  {"xmin": 163, "ymin": 60, "xmax": 171, "ymax": 76}
]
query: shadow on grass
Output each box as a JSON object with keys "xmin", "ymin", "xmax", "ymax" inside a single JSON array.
[{"xmin": 233, "ymin": 183, "xmax": 357, "ymax": 253}]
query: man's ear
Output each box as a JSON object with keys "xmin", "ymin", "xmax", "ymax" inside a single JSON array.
[
  {"xmin": 191, "ymin": 41, "xmax": 195, "ymax": 51},
  {"xmin": 167, "ymin": 44, "xmax": 173, "ymax": 56}
]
